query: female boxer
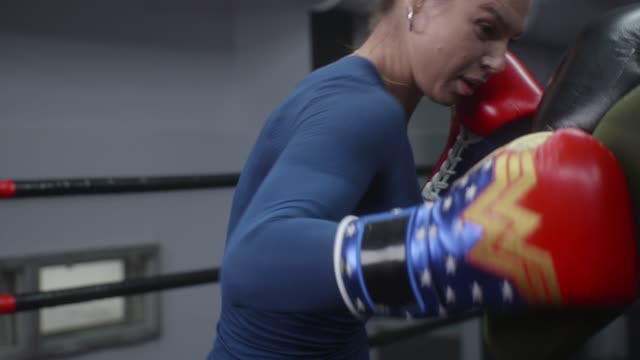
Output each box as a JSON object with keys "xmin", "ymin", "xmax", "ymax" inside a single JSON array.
[{"xmin": 209, "ymin": 1, "xmax": 535, "ymax": 359}]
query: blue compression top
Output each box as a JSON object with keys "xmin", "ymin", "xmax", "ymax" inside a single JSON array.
[{"xmin": 208, "ymin": 56, "xmax": 424, "ymax": 359}]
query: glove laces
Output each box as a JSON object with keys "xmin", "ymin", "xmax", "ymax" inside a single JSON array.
[{"xmin": 422, "ymin": 127, "xmax": 481, "ymax": 202}]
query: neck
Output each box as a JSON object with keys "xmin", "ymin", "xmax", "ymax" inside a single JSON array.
[{"xmin": 352, "ymin": 19, "xmax": 423, "ymax": 121}]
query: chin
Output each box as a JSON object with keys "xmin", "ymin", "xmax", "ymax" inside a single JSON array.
[
  {"xmin": 429, "ymin": 92, "xmax": 457, "ymax": 106},
  {"xmin": 422, "ymin": 84, "xmax": 457, "ymax": 106}
]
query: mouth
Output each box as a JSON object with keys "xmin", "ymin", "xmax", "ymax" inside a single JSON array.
[
  {"xmin": 463, "ymin": 77, "xmax": 485, "ymax": 88},
  {"xmin": 456, "ymin": 76, "xmax": 485, "ymax": 96}
]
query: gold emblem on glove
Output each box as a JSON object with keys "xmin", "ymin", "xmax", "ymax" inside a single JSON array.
[{"xmin": 465, "ymin": 147, "xmax": 562, "ymax": 304}]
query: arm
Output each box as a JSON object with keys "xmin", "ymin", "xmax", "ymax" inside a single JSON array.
[{"xmin": 221, "ymin": 94, "xmax": 406, "ymax": 314}]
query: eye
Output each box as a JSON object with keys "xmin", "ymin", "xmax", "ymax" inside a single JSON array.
[{"xmin": 476, "ymin": 22, "xmax": 497, "ymax": 40}]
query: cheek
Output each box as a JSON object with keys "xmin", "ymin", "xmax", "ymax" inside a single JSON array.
[
  {"xmin": 430, "ymin": 31, "xmax": 479, "ymax": 73},
  {"xmin": 408, "ymin": 41, "xmax": 435, "ymax": 81},
  {"xmin": 409, "ymin": 46, "xmax": 453, "ymax": 98},
  {"xmin": 442, "ymin": 24, "xmax": 486, "ymax": 61},
  {"xmin": 408, "ymin": 27, "xmax": 481, "ymax": 97},
  {"xmin": 442, "ymin": 41, "xmax": 486, "ymax": 81}
]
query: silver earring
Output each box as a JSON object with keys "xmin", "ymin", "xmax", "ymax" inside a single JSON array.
[{"xmin": 408, "ymin": 6, "xmax": 414, "ymax": 32}]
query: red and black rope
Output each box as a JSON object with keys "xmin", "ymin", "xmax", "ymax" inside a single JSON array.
[{"xmin": 0, "ymin": 166, "xmax": 434, "ymax": 199}]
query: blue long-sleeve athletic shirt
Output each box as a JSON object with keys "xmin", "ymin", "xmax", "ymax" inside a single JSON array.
[{"xmin": 209, "ymin": 56, "xmax": 424, "ymax": 359}]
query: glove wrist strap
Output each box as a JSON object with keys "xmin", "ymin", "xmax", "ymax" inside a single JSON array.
[{"xmin": 334, "ymin": 207, "xmax": 443, "ymax": 319}]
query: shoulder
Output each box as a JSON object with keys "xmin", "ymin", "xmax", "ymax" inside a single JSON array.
[
  {"xmin": 302, "ymin": 56, "xmax": 405, "ymax": 125},
  {"xmin": 284, "ymin": 56, "xmax": 407, "ymax": 147},
  {"xmin": 303, "ymin": 83, "xmax": 407, "ymax": 144}
]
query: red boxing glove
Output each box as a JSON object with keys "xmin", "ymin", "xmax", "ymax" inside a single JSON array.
[
  {"xmin": 455, "ymin": 51, "xmax": 543, "ymax": 136},
  {"xmin": 337, "ymin": 129, "xmax": 637, "ymax": 320},
  {"xmin": 423, "ymin": 52, "xmax": 543, "ymax": 201},
  {"xmin": 464, "ymin": 129, "xmax": 638, "ymax": 307}
]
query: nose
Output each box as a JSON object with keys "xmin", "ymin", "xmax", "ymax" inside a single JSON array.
[{"xmin": 481, "ymin": 42, "xmax": 508, "ymax": 74}]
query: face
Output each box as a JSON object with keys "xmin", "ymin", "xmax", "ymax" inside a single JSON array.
[{"xmin": 407, "ymin": 0, "xmax": 531, "ymax": 105}]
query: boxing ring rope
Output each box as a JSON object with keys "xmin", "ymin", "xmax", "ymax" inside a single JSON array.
[
  {"xmin": 0, "ymin": 267, "xmax": 479, "ymax": 347},
  {"xmin": 0, "ymin": 166, "xmax": 434, "ymax": 199},
  {"xmin": 0, "ymin": 164, "xmax": 457, "ymax": 348},
  {"xmin": 0, "ymin": 269, "xmax": 219, "ymax": 315},
  {"xmin": 0, "ymin": 174, "xmax": 240, "ymax": 198}
]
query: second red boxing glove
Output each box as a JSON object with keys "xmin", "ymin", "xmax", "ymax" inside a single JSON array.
[{"xmin": 423, "ymin": 51, "xmax": 543, "ymax": 201}]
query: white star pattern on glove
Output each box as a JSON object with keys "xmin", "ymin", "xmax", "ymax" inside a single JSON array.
[
  {"xmin": 428, "ymin": 225, "xmax": 438, "ymax": 240},
  {"xmin": 415, "ymin": 226, "xmax": 427, "ymax": 242},
  {"xmin": 392, "ymin": 208, "xmax": 402, "ymax": 215},
  {"xmin": 446, "ymin": 286, "xmax": 456, "ymax": 304},
  {"xmin": 443, "ymin": 196, "xmax": 453, "ymax": 211},
  {"xmin": 465, "ymin": 184, "xmax": 477, "ymax": 202},
  {"xmin": 502, "ymin": 281, "xmax": 513, "ymax": 302},
  {"xmin": 458, "ymin": 176, "xmax": 469, "ymax": 188},
  {"xmin": 483, "ymin": 159, "xmax": 494, "ymax": 171},
  {"xmin": 454, "ymin": 219, "xmax": 464, "ymax": 235},
  {"xmin": 471, "ymin": 282, "xmax": 483, "ymax": 303},
  {"xmin": 421, "ymin": 270, "xmax": 432, "ymax": 287},
  {"xmin": 345, "ymin": 260, "xmax": 353, "ymax": 278},
  {"xmin": 446, "ymin": 256, "xmax": 457, "ymax": 275}
]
